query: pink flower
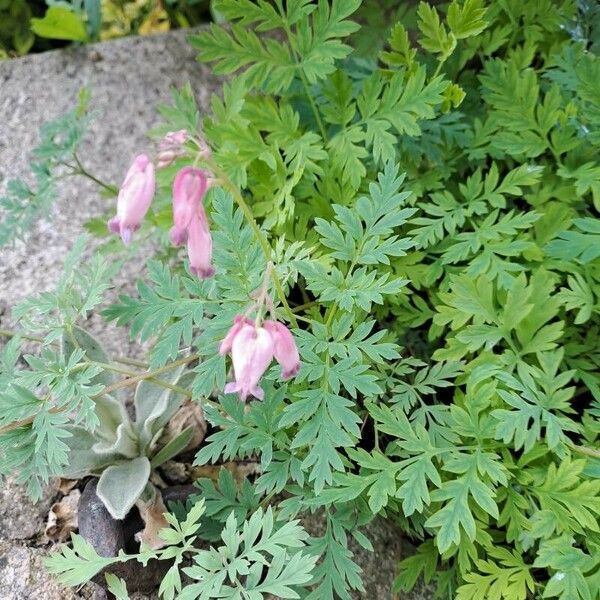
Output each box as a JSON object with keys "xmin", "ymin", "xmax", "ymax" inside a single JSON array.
[
  {"xmin": 108, "ymin": 154, "xmax": 155, "ymax": 245},
  {"xmin": 223, "ymin": 323, "xmax": 274, "ymax": 401},
  {"xmin": 157, "ymin": 130, "xmax": 188, "ymax": 169},
  {"xmin": 187, "ymin": 205, "xmax": 215, "ymax": 279},
  {"xmin": 169, "ymin": 167, "xmax": 208, "ymax": 246},
  {"xmin": 219, "ymin": 315, "xmax": 253, "ymax": 356},
  {"xmin": 263, "ymin": 320, "xmax": 300, "ymax": 379},
  {"xmin": 220, "ymin": 316, "xmax": 301, "ymax": 401}
]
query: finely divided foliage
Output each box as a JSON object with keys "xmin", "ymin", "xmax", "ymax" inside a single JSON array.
[{"xmin": 1, "ymin": 0, "xmax": 600, "ymax": 599}]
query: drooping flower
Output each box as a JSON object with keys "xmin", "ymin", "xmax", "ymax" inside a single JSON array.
[
  {"xmin": 108, "ymin": 154, "xmax": 155, "ymax": 245},
  {"xmin": 169, "ymin": 167, "xmax": 208, "ymax": 246},
  {"xmin": 263, "ymin": 320, "xmax": 300, "ymax": 379},
  {"xmin": 219, "ymin": 315, "xmax": 254, "ymax": 356},
  {"xmin": 157, "ymin": 129, "xmax": 188, "ymax": 169},
  {"xmin": 223, "ymin": 323, "xmax": 274, "ymax": 401},
  {"xmin": 221, "ymin": 314, "xmax": 301, "ymax": 401},
  {"xmin": 186, "ymin": 205, "xmax": 215, "ymax": 279}
]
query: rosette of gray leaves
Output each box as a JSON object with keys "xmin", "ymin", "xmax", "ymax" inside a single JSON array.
[{"xmin": 60, "ymin": 326, "xmax": 197, "ymax": 520}]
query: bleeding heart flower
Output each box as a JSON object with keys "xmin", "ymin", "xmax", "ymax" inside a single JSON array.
[
  {"xmin": 219, "ymin": 315, "xmax": 254, "ymax": 356},
  {"xmin": 220, "ymin": 314, "xmax": 301, "ymax": 401},
  {"xmin": 223, "ymin": 323, "xmax": 274, "ymax": 401},
  {"xmin": 108, "ymin": 154, "xmax": 155, "ymax": 245},
  {"xmin": 186, "ymin": 205, "xmax": 215, "ymax": 279},
  {"xmin": 263, "ymin": 320, "xmax": 300, "ymax": 379},
  {"xmin": 157, "ymin": 129, "xmax": 188, "ymax": 169},
  {"xmin": 169, "ymin": 166, "xmax": 208, "ymax": 246}
]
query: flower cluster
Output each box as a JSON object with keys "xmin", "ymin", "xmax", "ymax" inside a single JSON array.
[
  {"xmin": 220, "ymin": 315, "xmax": 300, "ymax": 401},
  {"xmin": 107, "ymin": 131, "xmax": 214, "ymax": 278},
  {"xmin": 108, "ymin": 133, "xmax": 300, "ymax": 401}
]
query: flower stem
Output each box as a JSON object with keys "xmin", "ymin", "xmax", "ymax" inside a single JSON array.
[
  {"xmin": 209, "ymin": 164, "xmax": 298, "ymax": 328},
  {"xmin": 98, "ymin": 353, "xmax": 199, "ymax": 397}
]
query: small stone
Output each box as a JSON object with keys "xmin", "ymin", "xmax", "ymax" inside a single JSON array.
[
  {"xmin": 162, "ymin": 484, "xmax": 199, "ymax": 506},
  {"xmin": 79, "ymin": 479, "xmax": 127, "ymax": 558}
]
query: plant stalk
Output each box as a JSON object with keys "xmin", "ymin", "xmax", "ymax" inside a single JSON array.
[{"xmin": 209, "ymin": 163, "xmax": 298, "ymax": 328}]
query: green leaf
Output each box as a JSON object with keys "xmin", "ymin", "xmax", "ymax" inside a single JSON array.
[
  {"xmin": 546, "ymin": 218, "xmax": 600, "ymax": 264},
  {"xmin": 61, "ymin": 325, "xmax": 115, "ymax": 389},
  {"xmin": 532, "ymin": 460, "xmax": 600, "ymax": 535},
  {"xmin": 96, "ymin": 457, "xmax": 151, "ymax": 520},
  {"xmin": 105, "ymin": 574, "xmax": 130, "ymax": 600},
  {"xmin": 447, "ymin": 0, "xmax": 488, "ymax": 39},
  {"xmin": 380, "ymin": 22, "xmax": 416, "ymax": 69},
  {"xmin": 45, "ymin": 534, "xmax": 120, "ymax": 586},
  {"xmin": 307, "ymin": 510, "xmax": 364, "ymax": 599},
  {"xmin": 558, "ymin": 273, "xmax": 594, "ymax": 324},
  {"xmin": 456, "ymin": 547, "xmax": 534, "ymax": 600},
  {"xmin": 182, "ymin": 507, "xmax": 315, "ymax": 598},
  {"xmin": 295, "ymin": 0, "xmax": 362, "ymax": 84},
  {"xmin": 417, "ymin": 2, "xmax": 456, "ymax": 58},
  {"xmin": 425, "ymin": 453, "xmax": 498, "ymax": 552},
  {"xmin": 535, "ymin": 536, "xmax": 597, "ymax": 600},
  {"xmin": 190, "ymin": 24, "xmax": 296, "ymax": 94},
  {"xmin": 30, "ymin": 7, "xmax": 87, "ymax": 42},
  {"xmin": 151, "ymin": 426, "xmax": 195, "ymax": 469}
]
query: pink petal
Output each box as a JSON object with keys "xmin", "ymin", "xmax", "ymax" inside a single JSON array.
[{"xmin": 264, "ymin": 320, "xmax": 300, "ymax": 380}]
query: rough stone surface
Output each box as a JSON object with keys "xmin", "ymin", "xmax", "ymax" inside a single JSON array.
[
  {"xmin": 0, "ymin": 477, "xmax": 60, "ymax": 542},
  {"xmin": 0, "ymin": 26, "xmax": 219, "ymax": 359},
  {"xmin": 0, "ymin": 30, "xmax": 433, "ymax": 600}
]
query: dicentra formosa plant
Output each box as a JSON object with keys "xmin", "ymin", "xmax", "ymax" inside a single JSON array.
[{"xmin": 60, "ymin": 325, "xmax": 202, "ymax": 524}]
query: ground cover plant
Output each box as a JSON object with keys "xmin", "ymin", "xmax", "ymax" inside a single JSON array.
[{"xmin": 2, "ymin": 0, "xmax": 600, "ymax": 598}]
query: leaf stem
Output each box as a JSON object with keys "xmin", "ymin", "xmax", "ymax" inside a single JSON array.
[
  {"xmin": 299, "ymin": 71, "xmax": 328, "ymax": 142},
  {"xmin": 98, "ymin": 354, "xmax": 199, "ymax": 397},
  {"xmin": 70, "ymin": 154, "xmax": 118, "ymax": 195},
  {"xmin": 570, "ymin": 443, "xmax": 600, "ymax": 460},
  {"xmin": 0, "ymin": 354, "xmax": 199, "ymax": 435},
  {"xmin": 0, "ymin": 328, "xmax": 44, "ymax": 344},
  {"xmin": 275, "ymin": 5, "xmax": 328, "ymax": 143},
  {"xmin": 0, "ymin": 328, "xmax": 149, "ymax": 368}
]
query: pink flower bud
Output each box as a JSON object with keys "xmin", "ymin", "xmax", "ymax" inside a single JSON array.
[
  {"xmin": 223, "ymin": 324, "xmax": 274, "ymax": 401},
  {"xmin": 169, "ymin": 167, "xmax": 208, "ymax": 246},
  {"xmin": 219, "ymin": 315, "xmax": 254, "ymax": 356},
  {"xmin": 264, "ymin": 320, "xmax": 300, "ymax": 379},
  {"xmin": 157, "ymin": 129, "xmax": 188, "ymax": 169},
  {"xmin": 108, "ymin": 154, "xmax": 155, "ymax": 245},
  {"xmin": 163, "ymin": 130, "xmax": 188, "ymax": 146},
  {"xmin": 187, "ymin": 205, "xmax": 214, "ymax": 279}
]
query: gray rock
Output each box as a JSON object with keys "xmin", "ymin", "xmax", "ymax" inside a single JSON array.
[
  {"xmin": 0, "ymin": 27, "xmax": 219, "ymax": 600},
  {"xmin": 0, "ymin": 540, "xmax": 105, "ymax": 600},
  {"xmin": 0, "ymin": 477, "xmax": 59, "ymax": 542},
  {"xmin": 0, "ymin": 28, "xmax": 433, "ymax": 600},
  {"xmin": 0, "ymin": 27, "xmax": 219, "ymax": 359},
  {"xmin": 78, "ymin": 479, "xmax": 126, "ymax": 558}
]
